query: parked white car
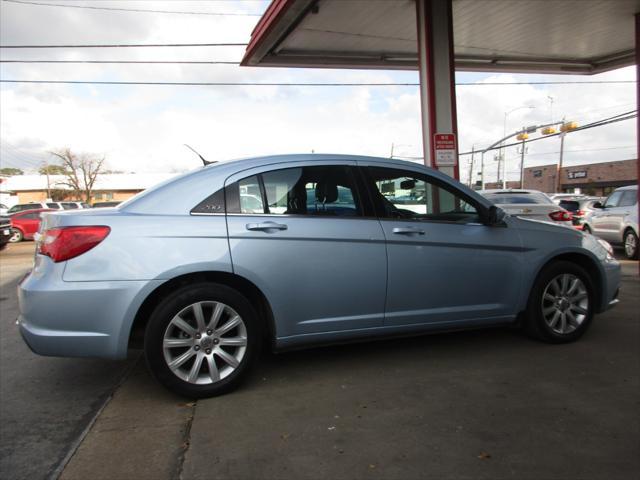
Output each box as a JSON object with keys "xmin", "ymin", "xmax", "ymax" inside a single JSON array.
[
  {"xmin": 480, "ymin": 189, "xmax": 573, "ymax": 227},
  {"xmin": 583, "ymin": 185, "xmax": 638, "ymax": 260}
]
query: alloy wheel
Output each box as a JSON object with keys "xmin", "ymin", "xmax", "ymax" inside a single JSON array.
[
  {"xmin": 541, "ymin": 274, "xmax": 589, "ymax": 335},
  {"xmin": 162, "ymin": 301, "xmax": 247, "ymax": 385},
  {"xmin": 8, "ymin": 229, "xmax": 22, "ymax": 243}
]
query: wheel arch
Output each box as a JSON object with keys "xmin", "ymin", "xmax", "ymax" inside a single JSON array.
[
  {"xmin": 527, "ymin": 251, "xmax": 605, "ymax": 313},
  {"xmin": 128, "ymin": 271, "xmax": 277, "ymax": 351}
]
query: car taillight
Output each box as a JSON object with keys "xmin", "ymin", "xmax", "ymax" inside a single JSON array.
[
  {"xmin": 575, "ymin": 210, "xmax": 585, "ymax": 216},
  {"xmin": 549, "ymin": 211, "xmax": 573, "ymax": 222},
  {"xmin": 38, "ymin": 226, "xmax": 110, "ymax": 262}
]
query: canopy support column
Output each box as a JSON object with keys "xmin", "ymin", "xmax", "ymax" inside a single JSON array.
[{"xmin": 416, "ymin": 0, "xmax": 459, "ymax": 179}]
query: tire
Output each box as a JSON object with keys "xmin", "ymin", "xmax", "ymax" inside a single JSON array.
[
  {"xmin": 523, "ymin": 261, "xmax": 595, "ymax": 344},
  {"xmin": 623, "ymin": 229, "xmax": 639, "ymax": 260},
  {"xmin": 144, "ymin": 282, "xmax": 263, "ymax": 398},
  {"xmin": 581, "ymin": 224, "xmax": 591, "ymax": 234},
  {"xmin": 9, "ymin": 228, "xmax": 23, "ymax": 243}
]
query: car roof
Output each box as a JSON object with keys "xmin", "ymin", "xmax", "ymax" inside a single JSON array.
[
  {"xmin": 14, "ymin": 208, "xmax": 54, "ymax": 215},
  {"xmin": 479, "ymin": 189, "xmax": 542, "ymax": 194},
  {"xmin": 615, "ymin": 184, "xmax": 638, "ymax": 191},
  {"xmin": 122, "ymin": 153, "xmax": 494, "ymax": 215}
]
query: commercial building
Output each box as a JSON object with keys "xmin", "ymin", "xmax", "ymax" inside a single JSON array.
[
  {"xmin": 522, "ymin": 159, "xmax": 637, "ymax": 196},
  {"xmin": 1, "ymin": 173, "xmax": 176, "ymax": 206}
]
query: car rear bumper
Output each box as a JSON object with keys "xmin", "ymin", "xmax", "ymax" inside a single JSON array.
[{"xmin": 17, "ymin": 259, "xmax": 162, "ymax": 359}]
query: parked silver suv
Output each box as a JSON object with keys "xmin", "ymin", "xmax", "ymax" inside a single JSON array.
[{"xmin": 583, "ymin": 185, "xmax": 638, "ymax": 260}]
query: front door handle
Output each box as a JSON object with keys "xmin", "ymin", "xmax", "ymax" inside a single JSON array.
[
  {"xmin": 392, "ymin": 227, "xmax": 425, "ymax": 235},
  {"xmin": 246, "ymin": 221, "xmax": 288, "ymax": 232}
]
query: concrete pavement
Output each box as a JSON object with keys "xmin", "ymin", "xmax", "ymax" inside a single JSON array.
[
  {"xmin": 1, "ymin": 242, "xmax": 638, "ymax": 479},
  {"xmin": 0, "ymin": 243, "xmax": 137, "ymax": 480}
]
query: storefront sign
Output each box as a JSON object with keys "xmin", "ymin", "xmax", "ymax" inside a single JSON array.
[{"xmin": 567, "ymin": 170, "xmax": 587, "ymax": 179}]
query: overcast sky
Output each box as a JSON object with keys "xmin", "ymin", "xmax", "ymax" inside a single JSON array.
[{"xmin": 0, "ymin": 0, "xmax": 637, "ymax": 185}]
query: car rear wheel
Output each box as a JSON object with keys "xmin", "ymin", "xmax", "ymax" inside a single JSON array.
[
  {"xmin": 623, "ymin": 229, "xmax": 638, "ymax": 260},
  {"xmin": 582, "ymin": 224, "xmax": 591, "ymax": 234},
  {"xmin": 144, "ymin": 282, "xmax": 262, "ymax": 398},
  {"xmin": 9, "ymin": 228, "xmax": 23, "ymax": 243},
  {"xmin": 524, "ymin": 261, "xmax": 594, "ymax": 343}
]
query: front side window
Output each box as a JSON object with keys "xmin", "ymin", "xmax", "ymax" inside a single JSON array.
[
  {"xmin": 367, "ymin": 167, "xmax": 479, "ymax": 223},
  {"xmin": 604, "ymin": 191, "xmax": 623, "ymax": 208},
  {"xmin": 227, "ymin": 166, "xmax": 362, "ymax": 217},
  {"xmin": 618, "ymin": 190, "xmax": 637, "ymax": 207}
]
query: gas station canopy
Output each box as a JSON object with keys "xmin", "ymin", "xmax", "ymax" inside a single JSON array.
[{"xmin": 242, "ymin": 0, "xmax": 640, "ymax": 75}]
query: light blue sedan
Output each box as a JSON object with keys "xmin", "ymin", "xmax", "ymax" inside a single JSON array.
[{"xmin": 17, "ymin": 155, "xmax": 621, "ymax": 397}]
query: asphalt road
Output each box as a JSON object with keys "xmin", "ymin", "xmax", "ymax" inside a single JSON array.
[
  {"xmin": 0, "ymin": 243, "xmax": 137, "ymax": 480},
  {"xmin": 1, "ymin": 241, "xmax": 638, "ymax": 480}
]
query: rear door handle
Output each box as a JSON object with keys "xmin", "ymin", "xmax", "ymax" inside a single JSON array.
[
  {"xmin": 246, "ymin": 221, "xmax": 288, "ymax": 232},
  {"xmin": 392, "ymin": 227, "xmax": 425, "ymax": 235}
]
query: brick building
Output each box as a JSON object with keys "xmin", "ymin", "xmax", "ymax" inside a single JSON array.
[
  {"xmin": 1, "ymin": 173, "xmax": 176, "ymax": 206},
  {"xmin": 482, "ymin": 159, "xmax": 637, "ymax": 195},
  {"xmin": 522, "ymin": 159, "xmax": 637, "ymax": 195}
]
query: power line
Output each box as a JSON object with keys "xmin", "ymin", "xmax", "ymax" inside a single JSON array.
[
  {"xmin": 0, "ymin": 43, "xmax": 248, "ymax": 48},
  {"xmin": 1, "ymin": 0, "xmax": 262, "ymax": 16},
  {"xmin": 0, "ymin": 80, "xmax": 419, "ymax": 86},
  {"xmin": 0, "ymin": 79, "xmax": 635, "ymax": 86},
  {"xmin": 1, "ymin": 59, "xmax": 239, "ymax": 64},
  {"xmin": 459, "ymin": 111, "xmax": 637, "ymax": 156}
]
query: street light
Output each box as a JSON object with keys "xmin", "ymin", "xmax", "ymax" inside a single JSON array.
[{"xmin": 500, "ymin": 106, "xmax": 535, "ymax": 188}]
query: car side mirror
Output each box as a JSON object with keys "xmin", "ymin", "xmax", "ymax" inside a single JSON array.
[
  {"xmin": 481, "ymin": 205, "xmax": 505, "ymax": 226},
  {"xmin": 592, "ymin": 202, "xmax": 603, "ymax": 209}
]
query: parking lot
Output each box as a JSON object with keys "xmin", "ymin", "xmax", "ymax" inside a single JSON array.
[{"xmin": 1, "ymin": 241, "xmax": 638, "ymax": 480}]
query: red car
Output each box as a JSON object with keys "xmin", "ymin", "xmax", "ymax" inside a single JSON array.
[{"xmin": 9, "ymin": 209, "xmax": 54, "ymax": 243}]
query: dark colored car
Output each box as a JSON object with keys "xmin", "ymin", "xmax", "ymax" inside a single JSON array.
[
  {"xmin": 558, "ymin": 197, "xmax": 605, "ymax": 230},
  {"xmin": 0, "ymin": 215, "xmax": 11, "ymax": 250},
  {"xmin": 92, "ymin": 201, "xmax": 121, "ymax": 208},
  {"xmin": 9, "ymin": 209, "xmax": 54, "ymax": 243}
]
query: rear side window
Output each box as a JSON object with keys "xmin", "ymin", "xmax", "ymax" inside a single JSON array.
[
  {"xmin": 62, "ymin": 203, "xmax": 79, "ymax": 209},
  {"xmin": 618, "ymin": 190, "xmax": 637, "ymax": 207},
  {"xmin": 227, "ymin": 166, "xmax": 362, "ymax": 217},
  {"xmin": 484, "ymin": 192, "xmax": 552, "ymax": 205},
  {"xmin": 558, "ymin": 200, "xmax": 580, "ymax": 212}
]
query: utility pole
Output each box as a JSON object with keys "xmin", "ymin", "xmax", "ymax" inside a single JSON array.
[
  {"xmin": 519, "ymin": 129, "xmax": 526, "ymax": 188},
  {"xmin": 480, "ymin": 151, "xmax": 486, "ymax": 190},
  {"xmin": 555, "ymin": 117, "xmax": 567, "ymax": 193},
  {"xmin": 389, "ymin": 143, "xmax": 395, "ymax": 158},
  {"xmin": 468, "ymin": 146, "xmax": 475, "ymax": 188}
]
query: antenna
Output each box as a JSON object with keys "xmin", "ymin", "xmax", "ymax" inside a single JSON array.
[{"xmin": 184, "ymin": 144, "xmax": 215, "ymax": 166}]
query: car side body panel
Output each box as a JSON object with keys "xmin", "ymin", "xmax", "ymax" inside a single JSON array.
[{"xmin": 15, "ymin": 155, "xmax": 621, "ymax": 360}]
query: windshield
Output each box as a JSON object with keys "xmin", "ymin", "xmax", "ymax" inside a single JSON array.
[{"xmin": 484, "ymin": 192, "xmax": 553, "ymax": 205}]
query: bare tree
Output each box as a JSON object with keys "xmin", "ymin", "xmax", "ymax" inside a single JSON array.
[{"xmin": 49, "ymin": 148, "xmax": 106, "ymax": 203}]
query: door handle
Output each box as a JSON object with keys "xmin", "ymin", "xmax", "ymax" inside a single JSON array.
[
  {"xmin": 246, "ymin": 221, "xmax": 288, "ymax": 232},
  {"xmin": 392, "ymin": 227, "xmax": 425, "ymax": 235}
]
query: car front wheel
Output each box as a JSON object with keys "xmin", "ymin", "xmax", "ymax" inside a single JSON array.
[
  {"xmin": 524, "ymin": 261, "xmax": 594, "ymax": 343},
  {"xmin": 9, "ymin": 228, "xmax": 23, "ymax": 243},
  {"xmin": 623, "ymin": 229, "xmax": 639, "ymax": 260},
  {"xmin": 144, "ymin": 282, "xmax": 262, "ymax": 398}
]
